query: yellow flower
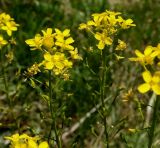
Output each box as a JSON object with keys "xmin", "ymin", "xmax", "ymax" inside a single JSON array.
[
  {"xmin": 79, "ymin": 21, "xmax": 95, "ymax": 30},
  {"xmin": 43, "ymin": 52, "xmax": 72, "ymax": 75},
  {"xmin": 129, "ymin": 46, "xmax": 158, "ymax": 65},
  {"xmin": 28, "ymin": 139, "xmax": 38, "ymax": 148},
  {"xmin": 55, "ymin": 28, "xmax": 70, "ymax": 38},
  {"xmin": 25, "ymin": 34, "xmax": 43, "ymax": 50},
  {"xmin": 5, "ymin": 133, "xmax": 49, "ymax": 148},
  {"xmin": 43, "ymin": 52, "xmax": 54, "ymax": 70},
  {"xmin": 69, "ymin": 48, "xmax": 82, "ymax": 60},
  {"xmin": 94, "ymin": 32, "xmax": 113, "ymax": 49},
  {"xmin": 39, "ymin": 141, "xmax": 49, "ymax": 148},
  {"xmin": 1, "ymin": 21, "xmax": 19, "ymax": 36},
  {"xmin": 138, "ymin": 71, "xmax": 160, "ymax": 95},
  {"xmin": 27, "ymin": 63, "xmax": 40, "ymax": 76},
  {"xmin": 55, "ymin": 37, "xmax": 74, "ymax": 50},
  {"xmin": 0, "ymin": 35, "xmax": 8, "ymax": 47},
  {"xmin": 120, "ymin": 19, "xmax": 136, "ymax": 29},
  {"xmin": 42, "ymin": 28, "xmax": 54, "ymax": 49},
  {"xmin": 0, "ymin": 13, "xmax": 13, "ymax": 23},
  {"xmin": 115, "ymin": 39, "xmax": 127, "ymax": 50},
  {"xmin": 115, "ymin": 54, "xmax": 125, "ymax": 61}
]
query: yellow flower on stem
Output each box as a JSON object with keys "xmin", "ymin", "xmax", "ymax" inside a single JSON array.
[
  {"xmin": 138, "ymin": 71, "xmax": 160, "ymax": 95},
  {"xmin": 115, "ymin": 39, "xmax": 127, "ymax": 50},
  {"xmin": 55, "ymin": 28, "xmax": 70, "ymax": 39},
  {"xmin": 39, "ymin": 141, "xmax": 49, "ymax": 148},
  {"xmin": 25, "ymin": 34, "xmax": 43, "ymax": 50},
  {"xmin": 69, "ymin": 48, "xmax": 82, "ymax": 60},
  {"xmin": 5, "ymin": 133, "xmax": 49, "ymax": 148},
  {"xmin": 129, "ymin": 46, "xmax": 158, "ymax": 65},
  {"xmin": 55, "ymin": 37, "xmax": 74, "ymax": 50},
  {"xmin": 1, "ymin": 21, "xmax": 19, "ymax": 36},
  {"xmin": 0, "ymin": 35, "xmax": 8, "ymax": 47},
  {"xmin": 41, "ymin": 28, "xmax": 54, "ymax": 49},
  {"xmin": 120, "ymin": 19, "xmax": 136, "ymax": 29},
  {"xmin": 94, "ymin": 32, "xmax": 113, "ymax": 50}
]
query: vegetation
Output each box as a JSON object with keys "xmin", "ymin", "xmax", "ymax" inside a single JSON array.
[{"xmin": 0, "ymin": 0, "xmax": 160, "ymax": 147}]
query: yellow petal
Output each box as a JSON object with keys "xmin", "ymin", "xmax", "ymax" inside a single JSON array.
[
  {"xmin": 105, "ymin": 37, "xmax": 112, "ymax": 45},
  {"xmin": 47, "ymin": 28, "xmax": 52, "ymax": 34},
  {"xmin": 25, "ymin": 39, "xmax": 34, "ymax": 45},
  {"xmin": 45, "ymin": 62, "xmax": 54, "ymax": 69},
  {"xmin": 152, "ymin": 75, "xmax": 160, "ymax": 83},
  {"xmin": 94, "ymin": 33, "xmax": 101, "ymax": 40},
  {"xmin": 44, "ymin": 53, "xmax": 52, "ymax": 61},
  {"xmin": 65, "ymin": 37, "xmax": 74, "ymax": 44},
  {"xmin": 39, "ymin": 141, "xmax": 49, "ymax": 148},
  {"xmin": 138, "ymin": 83, "xmax": 150, "ymax": 93},
  {"xmin": 135, "ymin": 50, "xmax": 143, "ymax": 57},
  {"xmin": 55, "ymin": 28, "xmax": 61, "ymax": 34},
  {"xmin": 63, "ymin": 29, "xmax": 70, "ymax": 36},
  {"xmin": 28, "ymin": 139, "xmax": 38, "ymax": 148},
  {"xmin": 97, "ymin": 41, "xmax": 105, "ymax": 50},
  {"xmin": 152, "ymin": 84, "xmax": 160, "ymax": 95},
  {"xmin": 144, "ymin": 46, "xmax": 153, "ymax": 55},
  {"xmin": 142, "ymin": 71, "xmax": 152, "ymax": 83}
]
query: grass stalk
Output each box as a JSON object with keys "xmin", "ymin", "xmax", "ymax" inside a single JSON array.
[
  {"xmin": 100, "ymin": 48, "xmax": 109, "ymax": 148},
  {"xmin": 148, "ymin": 95, "xmax": 159, "ymax": 148},
  {"xmin": 48, "ymin": 71, "xmax": 62, "ymax": 148}
]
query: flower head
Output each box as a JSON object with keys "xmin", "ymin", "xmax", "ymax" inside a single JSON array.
[
  {"xmin": 25, "ymin": 34, "xmax": 43, "ymax": 50},
  {"xmin": 94, "ymin": 32, "xmax": 112, "ymax": 50},
  {"xmin": 5, "ymin": 133, "xmax": 49, "ymax": 148},
  {"xmin": 0, "ymin": 35, "xmax": 8, "ymax": 47},
  {"xmin": 138, "ymin": 71, "xmax": 160, "ymax": 95},
  {"xmin": 129, "ymin": 46, "xmax": 158, "ymax": 65}
]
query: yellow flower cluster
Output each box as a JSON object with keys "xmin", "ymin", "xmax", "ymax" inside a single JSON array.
[
  {"xmin": 130, "ymin": 44, "xmax": 160, "ymax": 95},
  {"xmin": 25, "ymin": 28, "xmax": 82, "ymax": 78},
  {"xmin": 0, "ymin": 13, "xmax": 19, "ymax": 48},
  {"xmin": 5, "ymin": 133, "xmax": 49, "ymax": 148},
  {"xmin": 27, "ymin": 63, "xmax": 40, "ymax": 77},
  {"xmin": 79, "ymin": 10, "xmax": 135, "ymax": 50},
  {"xmin": 0, "ymin": 13, "xmax": 19, "ymax": 36}
]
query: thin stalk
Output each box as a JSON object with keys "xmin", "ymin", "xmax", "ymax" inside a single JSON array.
[
  {"xmin": 0, "ymin": 49, "xmax": 11, "ymax": 107},
  {"xmin": 148, "ymin": 95, "xmax": 159, "ymax": 148},
  {"xmin": 48, "ymin": 71, "xmax": 62, "ymax": 148},
  {"xmin": 100, "ymin": 49, "xmax": 109, "ymax": 148}
]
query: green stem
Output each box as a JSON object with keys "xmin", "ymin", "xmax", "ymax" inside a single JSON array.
[
  {"xmin": 148, "ymin": 95, "xmax": 159, "ymax": 148},
  {"xmin": 100, "ymin": 49, "xmax": 109, "ymax": 148},
  {"xmin": 48, "ymin": 71, "xmax": 62, "ymax": 148},
  {"xmin": 0, "ymin": 49, "xmax": 11, "ymax": 107}
]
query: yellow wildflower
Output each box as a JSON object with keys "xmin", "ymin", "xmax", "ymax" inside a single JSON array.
[
  {"xmin": 25, "ymin": 34, "xmax": 43, "ymax": 50},
  {"xmin": 138, "ymin": 71, "xmax": 160, "ymax": 95},
  {"xmin": 42, "ymin": 28, "xmax": 54, "ymax": 49},
  {"xmin": 1, "ymin": 21, "xmax": 19, "ymax": 36},
  {"xmin": 55, "ymin": 36, "xmax": 74, "ymax": 50},
  {"xmin": 55, "ymin": 28, "xmax": 70, "ymax": 39},
  {"xmin": 69, "ymin": 48, "xmax": 82, "ymax": 60},
  {"xmin": 79, "ymin": 21, "xmax": 95, "ymax": 30},
  {"xmin": 115, "ymin": 39, "xmax": 127, "ymax": 50},
  {"xmin": 43, "ymin": 52, "xmax": 72, "ymax": 75},
  {"xmin": 27, "ymin": 63, "xmax": 40, "ymax": 76},
  {"xmin": 94, "ymin": 32, "xmax": 113, "ymax": 50},
  {"xmin": 120, "ymin": 19, "xmax": 136, "ymax": 29},
  {"xmin": 115, "ymin": 54, "xmax": 125, "ymax": 61},
  {"xmin": 39, "ymin": 141, "xmax": 49, "ymax": 148},
  {"xmin": 5, "ymin": 133, "xmax": 49, "ymax": 148},
  {"xmin": 129, "ymin": 46, "xmax": 158, "ymax": 65},
  {"xmin": 5, "ymin": 51, "xmax": 14, "ymax": 63},
  {"xmin": 0, "ymin": 35, "xmax": 8, "ymax": 47}
]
